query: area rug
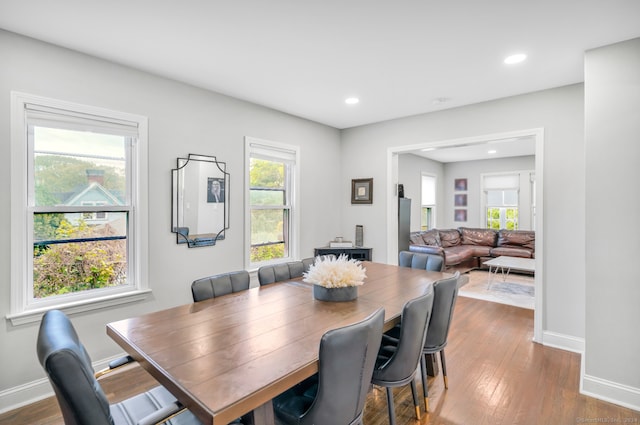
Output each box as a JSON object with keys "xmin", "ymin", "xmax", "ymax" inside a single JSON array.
[{"xmin": 457, "ymin": 270, "xmax": 535, "ymax": 310}]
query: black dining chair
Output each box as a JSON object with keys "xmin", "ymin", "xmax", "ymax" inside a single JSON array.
[
  {"xmin": 419, "ymin": 271, "xmax": 460, "ymax": 411},
  {"xmin": 272, "ymin": 308, "xmax": 385, "ymax": 425},
  {"xmin": 258, "ymin": 259, "xmax": 313, "ymax": 285},
  {"xmin": 36, "ymin": 309, "xmax": 220, "ymax": 425},
  {"xmin": 191, "ymin": 270, "xmax": 250, "ymax": 302},
  {"xmin": 372, "ymin": 291, "xmax": 434, "ymax": 425},
  {"xmin": 399, "ymin": 250, "xmax": 445, "ymax": 272}
]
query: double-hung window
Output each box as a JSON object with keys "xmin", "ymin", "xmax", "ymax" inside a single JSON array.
[
  {"xmin": 483, "ymin": 173, "xmax": 519, "ymax": 230},
  {"xmin": 9, "ymin": 93, "xmax": 149, "ymax": 324},
  {"xmin": 245, "ymin": 137, "xmax": 299, "ymax": 269},
  {"xmin": 421, "ymin": 173, "xmax": 436, "ymax": 230}
]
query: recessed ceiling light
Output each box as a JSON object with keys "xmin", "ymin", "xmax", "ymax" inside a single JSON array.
[
  {"xmin": 504, "ymin": 53, "xmax": 527, "ymax": 65},
  {"xmin": 488, "ymin": 149, "xmax": 497, "ymax": 154},
  {"xmin": 432, "ymin": 97, "xmax": 450, "ymax": 105},
  {"xmin": 345, "ymin": 97, "xmax": 359, "ymax": 105}
]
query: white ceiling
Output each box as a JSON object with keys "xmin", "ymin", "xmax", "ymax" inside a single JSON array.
[
  {"xmin": 1, "ymin": 1, "xmax": 639, "ymax": 130},
  {"xmin": 408, "ymin": 136, "xmax": 537, "ymax": 163}
]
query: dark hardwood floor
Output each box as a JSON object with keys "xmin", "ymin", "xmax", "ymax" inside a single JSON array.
[{"xmin": 2, "ymin": 296, "xmax": 639, "ymax": 425}]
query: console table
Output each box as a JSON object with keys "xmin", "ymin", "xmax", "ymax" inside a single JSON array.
[{"xmin": 314, "ymin": 246, "xmax": 372, "ymax": 261}]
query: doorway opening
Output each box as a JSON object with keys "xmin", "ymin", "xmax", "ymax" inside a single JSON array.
[{"xmin": 386, "ymin": 128, "xmax": 544, "ymax": 342}]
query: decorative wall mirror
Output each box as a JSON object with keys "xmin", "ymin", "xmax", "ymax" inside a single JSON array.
[{"xmin": 172, "ymin": 154, "xmax": 229, "ymax": 247}]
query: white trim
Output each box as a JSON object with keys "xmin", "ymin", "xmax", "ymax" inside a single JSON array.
[
  {"xmin": 9, "ymin": 92, "xmax": 149, "ymax": 318},
  {"xmin": 533, "ymin": 128, "xmax": 544, "ymax": 343},
  {"xmin": 542, "ymin": 330, "xmax": 585, "ymax": 353},
  {"xmin": 0, "ymin": 353, "xmax": 130, "ymax": 414},
  {"xmin": 244, "ymin": 136, "xmax": 300, "ymax": 270},
  {"xmin": 387, "ymin": 128, "xmax": 545, "ymax": 342},
  {"xmin": 6, "ymin": 289, "xmax": 151, "ymax": 326},
  {"xmin": 581, "ymin": 373, "xmax": 640, "ymax": 412}
]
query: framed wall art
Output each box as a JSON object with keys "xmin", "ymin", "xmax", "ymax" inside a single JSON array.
[
  {"xmin": 454, "ymin": 209, "xmax": 467, "ymax": 222},
  {"xmin": 454, "ymin": 178, "xmax": 468, "ymax": 191},
  {"xmin": 351, "ymin": 178, "xmax": 373, "ymax": 204},
  {"xmin": 454, "ymin": 193, "xmax": 467, "ymax": 207}
]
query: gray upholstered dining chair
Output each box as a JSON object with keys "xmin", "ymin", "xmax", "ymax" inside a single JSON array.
[
  {"xmin": 372, "ymin": 291, "xmax": 434, "ymax": 425},
  {"xmin": 191, "ymin": 270, "xmax": 250, "ymax": 302},
  {"xmin": 258, "ymin": 259, "xmax": 313, "ymax": 285},
  {"xmin": 419, "ymin": 271, "xmax": 460, "ymax": 411},
  {"xmin": 399, "ymin": 250, "xmax": 445, "ymax": 272},
  {"xmin": 382, "ymin": 272, "xmax": 460, "ymax": 412},
  {"xmin": 36, "ymin": 309, "xmax": 221, "ymax": 425},
  {"xmin": 272, "ymin": 307, "xmax": 385, "ymax": 425}
]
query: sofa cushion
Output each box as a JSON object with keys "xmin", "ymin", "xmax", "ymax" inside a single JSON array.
[
  {"xmin": 459, "ymin": 227, "xmax": 497, "ymax": 247},
  {"xmin": 497, "ymin": 230, "xmax": 535, "ymax": 250},
  {"xmin": 409, "ymin": 244, "xmax": 444, "ymax": 257},
  {"xmin": 409, "ymin": 232, "xmax": 425, "ymax": 246},
  {"xmin": 490, "ymin": 246, "xmax": 533, "ymax": 258},
  {"xmin": 443, "ymin": 245, "xmax": 475, "ymax": 265},
  {"xmin": 468, "ymin": 245, "xmax": 493, "ymax": 257},
  {"xmin": 420, "ymin": 229, "xmax": 440, "ymax": 246},
  {"xmin": 438, "ymin": 229, "xmax": 461, "ymax": 248}
]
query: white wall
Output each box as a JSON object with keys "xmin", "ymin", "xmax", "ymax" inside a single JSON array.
[
  {"xmin": 0, "ymin": 30, "xmax": 341, "ymax": 407},
  {"xmin": 443, "ymin": 156, "xmax": 535, "ymax": 229},
  {"xmin": 398, "ymin": 153, "xmax": 535, "ymax": 231},
  {"xmin": 341, "ymin": 84, "xmax": 586, "ymax": 352},
  {"xmin": 397, "ymin": 154, "xmax": 444, "ymax": 231},
  {"xmin": 584, "ymin": 37, "xmax": 640, "ymax": 409}
]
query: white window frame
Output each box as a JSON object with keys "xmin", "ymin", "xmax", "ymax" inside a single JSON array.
[
  {"xmin": 481, "ymin": 172, "xmax": 521, "ymax": 230},
  {"xmin": 244, "ymin": 136, "xmax": 300, "ymax": 270},
  {"xmin": 421, "ymin": 173, "xmax": 437, "ymax": 230},
  {"xmin": 8, "ymin": 92, "xmax": 150, "ymax": 325}
]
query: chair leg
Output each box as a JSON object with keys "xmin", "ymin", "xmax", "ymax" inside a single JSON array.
[
  {"xmin": 385, "ymin": 387, "xmax": 396, "ymax": 425},
  {"xmin": 420, "ymin": 354, "xmax": 429, "ymax": 412},
  {"xmin": 440, "ymin": 350, "xmax": 449, "ymax": 389},
  {"xmin": 410, "ymin": 379, "xmax": 421, "ymax": 420}
]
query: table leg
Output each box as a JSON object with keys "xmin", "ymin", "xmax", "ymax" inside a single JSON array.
[
  {"xmin": 249, "ymin": 400, "xmax": 275, "ymax": 425},
  {"xmin": 425, "ymin": 353, "xmax": 439, "ymax": 377},
  {"xmin": 487, "ymin": 265, "xmax": 496, "ymax": 289},
  {"xmin": 499, "ymin": 266, "xmax": 512, "ymax": 282}
]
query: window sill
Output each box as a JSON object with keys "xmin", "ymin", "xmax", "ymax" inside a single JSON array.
[{"xmin": 6, "ymin": 289, "xmax": 152, "ymax": 326}]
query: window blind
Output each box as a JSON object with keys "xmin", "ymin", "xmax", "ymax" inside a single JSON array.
[{"xmin": 25, "ymin": 103, "xmax": 139, "ymax": 137}]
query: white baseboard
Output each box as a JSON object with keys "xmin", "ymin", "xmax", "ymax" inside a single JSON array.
[
  {"xmin": 0, "ymin": 376, "xmax": 52, "ymax": 415},
  {"xmin": 582, "ymin": 374, "xmax": 640, "ymax": 412},
  {"xmin": 541, "ymin": 332, "xmax": 640, "ymax": 411},
  {"xmin": 0, "ymin": 353, "xmax": 127, "ymax": 415},
  {"xmin": 542, "ymin": 330, "xmax": 585, "ymax": 353},
  {"xmin": 248, "ymin": 269, "xmax": 260, "ymax": 288}
]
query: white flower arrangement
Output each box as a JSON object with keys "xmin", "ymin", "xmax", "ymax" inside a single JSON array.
[{"xmin": 303, "ymin": 254, "xmax": 367, "ymax": 288}]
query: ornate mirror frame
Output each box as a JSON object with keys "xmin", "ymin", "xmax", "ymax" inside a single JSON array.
[{"xmin": 171, "ymin": 154, "xmax": 229, "ymax": 247}]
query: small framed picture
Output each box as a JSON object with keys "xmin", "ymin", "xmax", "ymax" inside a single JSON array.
[
  {"xmin": 351, "ymin": 178, "xmax": 373, "ymax": 204},
  {"xmin": 454, "ymin": 178, "xmax": 468, "ymax": 191},
  {"xmin": 454, "ymin": 194, "xmax": 467, "ymax": 207},
  {"xmin": 454, "ymin": 209, "xmax": 467, "ymax": 222},
  {"xmin": 207, "ymin": 177, "xmax": 225, "ymax": 203}
]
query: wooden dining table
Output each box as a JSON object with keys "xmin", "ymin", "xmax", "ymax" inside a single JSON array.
[{"xmin": 106, "ymin": 261, "xmax": 448, "ymax": 425}]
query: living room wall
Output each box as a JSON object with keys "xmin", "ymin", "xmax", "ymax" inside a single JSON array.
[
  {"xmin": 397, "ymin": 153, "xmax": 444, "ymax": 231},
  {"xmin": 442, "ymin": 156, "xmax": 535, "ymax": 229},
  {"xmin": 0, "ymin": 30, "xmax": 342, "ymax": 408},
  {"xmin": 397, "ymin": 153, "xmax": 535, "ymax": 232},
  {"xmin": 340, "ymin": 84, "xmax": 585, "ymax": 355}
]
